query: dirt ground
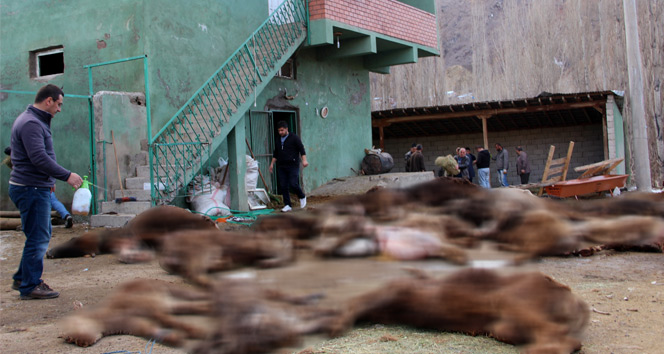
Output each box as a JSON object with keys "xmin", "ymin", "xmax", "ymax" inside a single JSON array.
[{"xmin": 1, "ymin": 197, "xmax": 663, "ymax": 354}]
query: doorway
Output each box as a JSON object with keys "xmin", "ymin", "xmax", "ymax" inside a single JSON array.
[{"xmin": 248, "ymin": 109, "xmax": 299, "ymax": 194}]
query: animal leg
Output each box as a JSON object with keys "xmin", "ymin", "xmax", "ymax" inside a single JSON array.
[
  {"xmin": 328, "ymin": 280, "xmax": 412, "ymax": 337},
  {"xmin": 150, "ymin": 311, "xmax": 208, "ymax": 340},
  {"xmin": 430, "ymin": 245, "xmax": 469, "ymax": 265},
  {"xmin": 105, "ymin": 316, "xmax": 186, "ymax": 347}
]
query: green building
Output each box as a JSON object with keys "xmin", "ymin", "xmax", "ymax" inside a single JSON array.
[{"xmin": 0, "ymin": 0, "xmax": 438, "ymax": 217}]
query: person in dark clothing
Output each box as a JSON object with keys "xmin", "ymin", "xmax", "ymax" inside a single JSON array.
[
  {"xmin": 516, "ymin": 146, "xmax": 531, "ymax": 184},
  {"xmin": 475, "ymin": 146, "xmax": 491, "ymax": 188},
  {"xmin": 408, "ymin": 144, "xmax": 425, "ymax": 172},
  {"xmin": 465, "ymin": 147, "xmax": 476, "ymax": 183},
  {"xmin": 492, "ymin": 143, "xmax": 509, "ymax": 187},
  {"xmin": 9, "ymin": 84, "xmax": 83, "ymax": 300},
  {"xmin": 269, "ymin": 120, "xmax": 308, "ymax": 212},
  {"xmin": 404, "ymin": 143, "xmax": 417, "ymax": 172}
]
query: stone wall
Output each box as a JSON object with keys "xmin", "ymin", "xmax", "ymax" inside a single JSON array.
[{"xmin": 377, "ymin": 124, "xmax": 605, "ymax": 187}]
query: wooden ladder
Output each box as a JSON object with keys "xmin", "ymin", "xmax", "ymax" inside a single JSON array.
[{"xmin": 538, "ymin": 141, "xmax": 575, "ymax": 196}]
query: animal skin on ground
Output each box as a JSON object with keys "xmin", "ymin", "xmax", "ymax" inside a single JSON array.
[
  {"xmin": 158, "ymin": 229, "xmax": 295, "ymax": 287},
  {"xmin": 575, "ymin": 215, "xmax": 664, "ymax": 252},
  {"xmin": 46, "ymin": 206, "xmax": 218, "ymax": 262},
  {"xmin": 329, "ymin": 268, "xmax": 589, "ymax": 354},
  {"xmin": 60, "ymin": 278, "xmax": 336, "ymax": 353},
  {"xmin": 192, "ymin": 279, "xmax": 339, "ymax": 354},
  {"xmin": 60, "ymin": 279, "xmax": 212, "ymax": 348},
  {"xmin": 311, "ymin": 213, "xmax": 470, "ymax": 264}
]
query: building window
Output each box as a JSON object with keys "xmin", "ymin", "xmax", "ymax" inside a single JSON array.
[
  {"xmin": 276, "ymin": 58, "xmax": 295, "ymax": 79},
  {"xmin": 30, "ymin": 46, "xmax": 64, "ymax": 79}
]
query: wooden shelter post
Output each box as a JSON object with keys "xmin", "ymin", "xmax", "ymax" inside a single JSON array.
[{"xmin": 477, "ymin": 114, "xmax": 491, "ymax": 149}]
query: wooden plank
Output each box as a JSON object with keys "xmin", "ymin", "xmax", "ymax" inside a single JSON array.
[
  {"xmin": 561, "ymin": 141, "xmax": 575, "ymax": 181},
  {"xmin": 547, "ymin": 165, "xmax": 565, "ymax": 175},
  {"xmin": 550, "ymin": 157, "xmax": 568, "ymax": 166},
  {"xmin": 0, "ymin": 217, "xmax": 21, "ymax": 230},
  {"xmin": 0, "ymin": 211, "xmax": 57, "ymax": 218},
  {"xmin": 574, "ymin": 158, "xmax": 624, "ymax": 172},
  {"xmin": 538, "ymin": 145, "xmax": 556, "ymax": 196}
]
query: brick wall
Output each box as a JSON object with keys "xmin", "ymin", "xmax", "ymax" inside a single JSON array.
[
  {"xmin": 375, "ymin": 124, "xmax": 605, "ymax": 187},
  {"xmin": 309, "ymin": 0, "xmax": 438, "ymax": 49}
]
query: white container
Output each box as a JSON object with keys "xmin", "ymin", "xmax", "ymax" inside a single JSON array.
[{"xmin": 72, "ymin": 187, "xmax": 92, "ymax": 215}]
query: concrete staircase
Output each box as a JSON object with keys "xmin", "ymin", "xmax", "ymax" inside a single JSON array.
[{"xmin": 90, "ymin": 149, "xmax": 152, "ymax": 228}]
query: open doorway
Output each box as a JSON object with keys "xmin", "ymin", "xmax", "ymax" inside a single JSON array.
[{"xmin": 247, "ymin": 109, "xmax": 300, "ymax": 194}]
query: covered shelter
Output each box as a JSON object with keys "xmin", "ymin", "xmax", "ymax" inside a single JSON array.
[{"xmin": 371, "ymin": 91, "xmax": 626, "ymax": 185}]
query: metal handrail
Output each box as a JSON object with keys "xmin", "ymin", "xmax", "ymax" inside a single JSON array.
[{"xmin": 150, "ymin": 0, "xmax": 307, "ymax": 204}]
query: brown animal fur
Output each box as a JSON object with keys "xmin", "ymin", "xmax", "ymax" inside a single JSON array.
[
  {"xmin": 47, "ymin": 206, "xmax": 218, "ymax": 261},
  {"xmin": 330, "ymin": 268, "xmax": 589, "ymax": 354},
  {"xmin": 575, "ymin": 215, "xmax": 664, "ymax": 252},
  {"xmin": 158, "ymin": 229, "xmax": 294, "ymax": 286},
  {"xmin": 192, "ymin": 279, "xmax": 339, "ymax": 354},
  {"xmin": 61, "ymin": 279, "xmax": 212, "ymax": 347},
  {"xmin": 570, "ymin": 191, "xmax": 664, "ymax": 218},
  {"xmin": 481, "ymin": 209, "xmax": 583, "ymax": 263}
]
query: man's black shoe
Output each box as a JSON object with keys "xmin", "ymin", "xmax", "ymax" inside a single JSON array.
[
  {"xmin": 19, "ymin": 282, "xmax": 59, "ymax": 300},
  {"xmin": 11, "ymin": 280, "xmax": 20, "ymax": 291},
  {"xmin": 65, "ymin": 215, "xmax": 73, "ymax": 228}
]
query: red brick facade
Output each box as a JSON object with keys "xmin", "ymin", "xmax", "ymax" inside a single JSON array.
[{"xmin": 308, "ymin": 0, "xmax": 438, "ymax": 49}]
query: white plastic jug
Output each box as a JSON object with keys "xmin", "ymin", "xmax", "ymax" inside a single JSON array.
[{"xmin": 72, "ymin": 176, "xmax": 92, "ymax": 215}]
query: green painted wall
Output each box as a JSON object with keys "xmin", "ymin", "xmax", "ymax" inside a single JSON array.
[
  {"xmin": 243, "ymin": 48, "xmax": 372, "ymax": 193},
  {"xmin": 2, "ymin": 0, "xmax": 374, "ymax": 207},
  {"xmin": 0, "ymin": 0, "xmax": 267, "ymax": 209}
]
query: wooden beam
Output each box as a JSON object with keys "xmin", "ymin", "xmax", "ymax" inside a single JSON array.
[
  {"xmin": 561, "ymin": 141, "xmax": 575, "ymax": 181},
  {"xmin": 378, "ymin": 125, "xmax": 385, "ymax": 150},
  {"xmin": 371, "ymin": 101, "xmax": 604, "ymax": 127},
  {"xmin": 538, "ymin": 145, "xmax": 556, "ymax": 196},
  {"xmin": 477, "ymin": 115, "xmax": 490, "ymax": 149}
]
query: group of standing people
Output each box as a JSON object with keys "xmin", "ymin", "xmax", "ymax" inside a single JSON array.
[
  {"xmin": 488, "ymin": 143, "xmax": 532, "ymax": 187},
  {"xmin": 403, "ymin": 142, "xmax": 531, "ymax": 189},
  {"xmin": 490, "ymin": 143, "xmax": 532, "ymax": 187}
]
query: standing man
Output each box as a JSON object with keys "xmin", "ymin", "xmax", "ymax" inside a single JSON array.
[
  {"xmin": 404, "ymin": 143, "xmax": 417, "ymax": 172},
  {"xmin": 475, "ymin": 146, "xmax": 491, "ymax": 188},
  {"xmin": 9, "ymin": 84, "xmax": 83, "ymax": 300},
  {"xmin": 492, "ymin": 143, "xmax": 509, "ymax": 187},
  {"xmin": 515, "ymin": 146, "xmax": 531, "ymax": 184},
  {"xmin": 408, "ymin": 144, "xmax": 425, "ymax": 172},
  {"xmin": 455, "ymin": 147, "xmax": 471, "ymax": 179},
  {"xmin": 269, "ymin": 120, "xmax": 308, "ymax": 212},
  {"xmin": 465, "ymin": 147, "xmax": 476, "ymax": 183}
]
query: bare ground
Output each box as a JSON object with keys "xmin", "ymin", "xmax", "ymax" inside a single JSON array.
[{"xmin": 1, "ymin": 203, "xmax": 663, "ymax": 354}]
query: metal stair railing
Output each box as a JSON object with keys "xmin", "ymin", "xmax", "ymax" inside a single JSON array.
[{"xmin": 149, "ymin": 0, "xmax": 307, "ymax": 204}]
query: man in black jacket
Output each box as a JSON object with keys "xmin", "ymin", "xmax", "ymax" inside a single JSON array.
[
  {"xmin": 269, "ymin": 121, "xmax": 308, "ymax": 212},
  {"xmin": 475, "ymin": 146, "xmax": 491, "ymax": 188}
]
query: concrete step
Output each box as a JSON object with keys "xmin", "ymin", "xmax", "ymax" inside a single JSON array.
[
  {"xmin": 131, "ymin": 151, "xmax": 148, "ymax": 167},
  {"xmin": 125, "ymin": 176, "xmax": 150, "ymax": 190},
  {"xmin": 100, "ymin": 201, "xmax": 152, "ymax": 215},
  {"xmin": 90, "ymin": 214, "xmax": 134, "ymax": 228},
  {"xmin": 136, "ymin": 165, "xmax": 150, "ymax": 178},
  {"xmin": 114, "ymin": 189, "xmax": 151, "ymax": 201}
]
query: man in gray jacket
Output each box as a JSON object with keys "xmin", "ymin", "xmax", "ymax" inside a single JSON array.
[
  {"xmin": 492, "ymin": 143, "xmax": 509, "ymax": 187},
  {"xmin": 9, "ymin": 84, "xmax": 83, "ymax": 300},
  {"xmin": 516, "ymin": 146, "xmax": 531, "ymax": 184}
]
